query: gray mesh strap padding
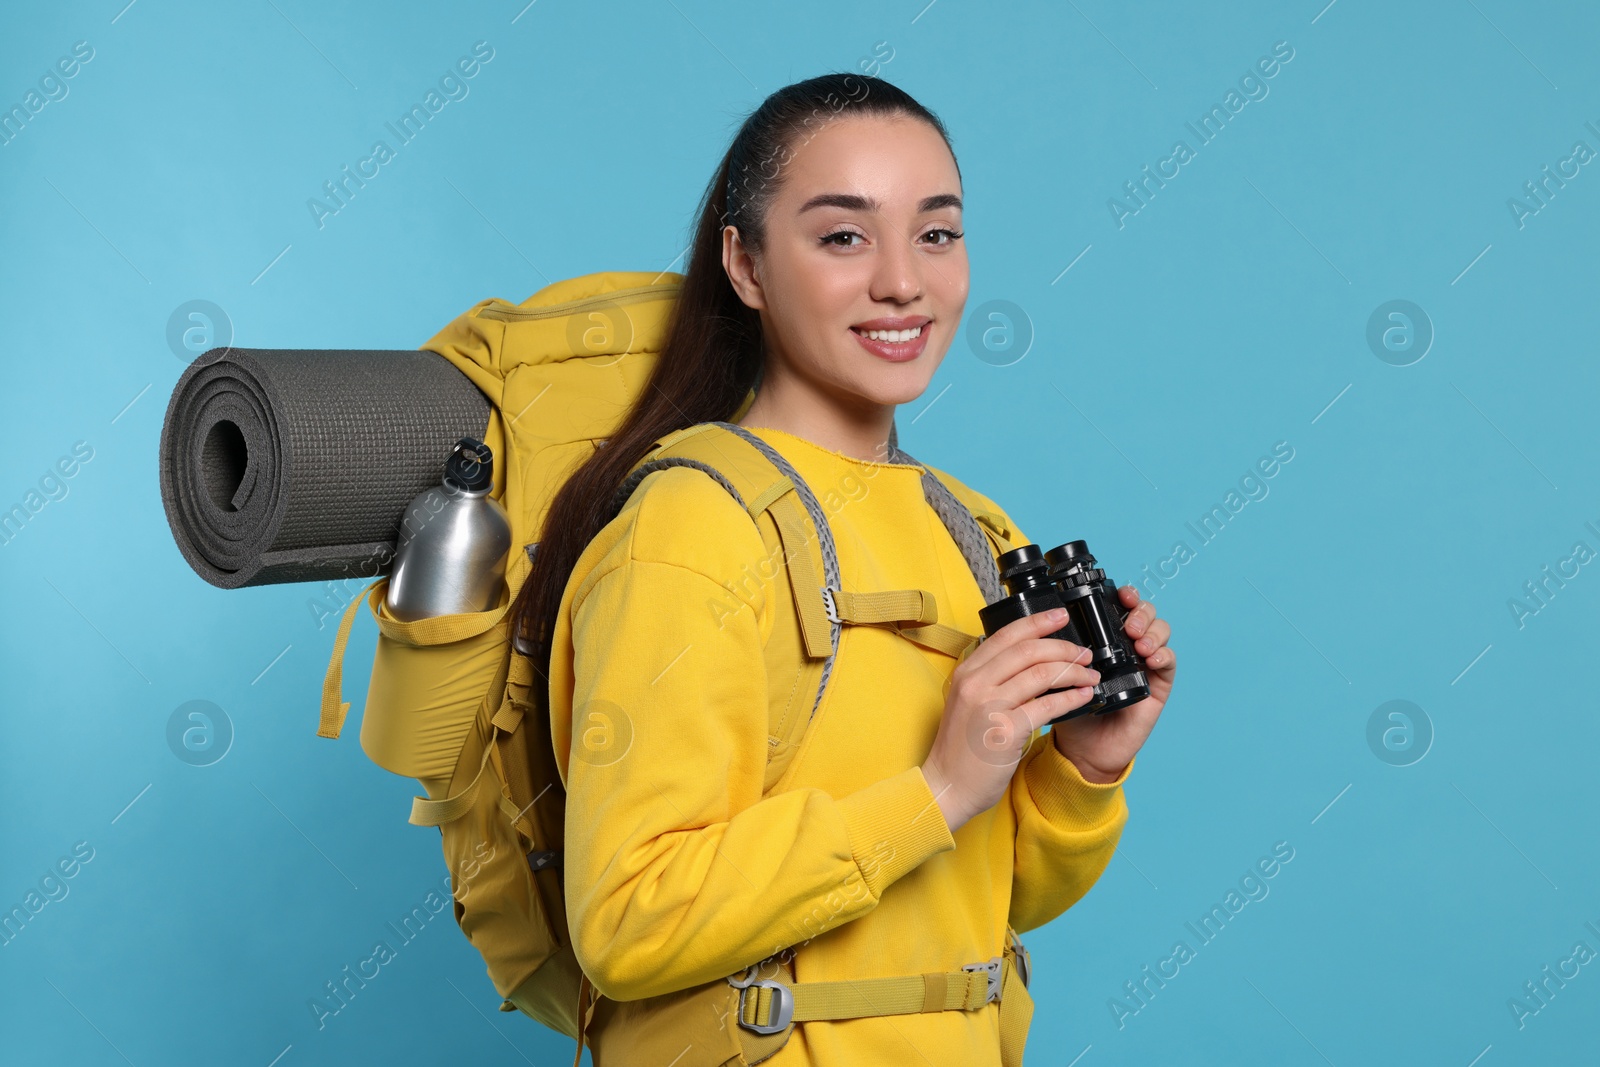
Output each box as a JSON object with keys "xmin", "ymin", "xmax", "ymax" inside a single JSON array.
[
  {"xmin": 888, "ymin": 417, "xmax": 1004, "ymax": 603},
  {"xmin": 888, "ymin": 443, "xmax": 1005, "ymax": 606},
  {"xmin": 709, "ymin": 422, "xmax": 844, "ymax": 721},
  {"xmin": 610, "ymin": 456, "xmax": 748, "ymax": 516}
]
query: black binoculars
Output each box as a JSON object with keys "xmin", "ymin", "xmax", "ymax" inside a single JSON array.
[{"xmin": 978, "ymin": 540, "xmax": 1150, "ymax": 724}]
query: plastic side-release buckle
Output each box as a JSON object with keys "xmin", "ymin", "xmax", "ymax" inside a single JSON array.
[
  {"xmin": 963, "ymin": 957, "xmax": 1003, "ymax": 1004},
  {"xmin": 1012, "ymin": 941, "xmax": 1031, "ymax": 988},
  {"xmin": 736, "ymin": 979, "xmax": 794, "ymax": 1035}
]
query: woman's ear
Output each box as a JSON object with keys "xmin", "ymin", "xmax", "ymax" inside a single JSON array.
[{"xmin": 721, "ymin": 225, "xmax": 766, "ymax": 310}]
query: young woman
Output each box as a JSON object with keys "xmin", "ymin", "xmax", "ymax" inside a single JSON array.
[{"xmin": 518, "ymin": 73, "xmax": 1175, "ymax": 1066}]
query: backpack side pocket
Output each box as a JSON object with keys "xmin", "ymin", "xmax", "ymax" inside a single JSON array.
[
  {"xmin": 353, "ymin": 557, "xmax": 579, "ymax": 1032},
  {"xmin": 360, "ymin": 582, "xmax": 511, "ymax": 782}
]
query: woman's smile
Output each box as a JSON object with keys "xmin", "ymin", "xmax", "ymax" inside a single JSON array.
[{"xmin": 850, "ymin": 315, "xmax": 932, "ymax": 362}]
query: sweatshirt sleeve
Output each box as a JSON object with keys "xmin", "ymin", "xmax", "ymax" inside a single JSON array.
[
  {"xmin": 966, "ymin": 492, "xmax": 1134, "ymax": 934},
  {"xmin": 1007, "ymin": 736, "xmax": 1132, "ymax": 934},
  {"xmin": 558, "ymin": 469, "xmax": 957, "ymax": 1003}
]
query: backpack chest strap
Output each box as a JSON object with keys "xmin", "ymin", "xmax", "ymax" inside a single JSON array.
[
  {"xmin": 824, "ymin": 587, "xmax": 982, "ymax": 661},
  {"xmin": 622, "ymin": 423, "xmax": 996, "ymax": 715},
  {"xmin": 825, "ymin": 587, "xmax": 935, "ymax": 626},
  {"xmin": 764, "ymin": 487, "xmax": 981, "ymax": 663}
]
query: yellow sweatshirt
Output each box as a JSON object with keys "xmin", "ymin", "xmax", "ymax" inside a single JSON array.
[{"xmin": 547, "ymin": 424, "xmax": 1132, "ymax": 1065}]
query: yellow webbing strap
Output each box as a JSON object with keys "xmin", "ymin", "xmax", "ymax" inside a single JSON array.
[
  {"xmin": 488, "ymin": 654, "xmax": 537, "ymax": 831},
  {"xmin": 410, "ymin": 648, "xmax": 537, "ymax": 829},
  {"xmin": 738, "ymin": 955, "xmax": 1033, "ymax": 1067},
  {"xmin": 827, "ymin": 587, "xmax": 980, "ymax": 661},
  {"xmin": 768, "ymin": 494, "xmax": 833, "ymax": 659},
  {"xmin": 740, "ymin": 970, "xmax": 989, "ymax": 1025},
  {"xmin": 893, "ymin": 622, "xmax": 983, "ymax": 660},
  {"xmin": 970, "ymin": 508, "xmax": 1017, "ymax": 558},
  {"xmin": 318, "ymin": 577, "xmax": 386, "ymax": 739},
  {"xmin": 409, "ymin": 740, "xmax": 494, "ymax": 827},
  {"xmin": 829, "ymin": 588, "xmax": 937, "ymax": 626},
  {"xmin": 745, "ymin": 475, "xmax": 795, "ymax": 521}
]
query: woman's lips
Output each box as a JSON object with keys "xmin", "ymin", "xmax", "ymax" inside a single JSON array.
[{"xmin": 850, "ymin": 324, "xmax": 930, "ymax": 363}]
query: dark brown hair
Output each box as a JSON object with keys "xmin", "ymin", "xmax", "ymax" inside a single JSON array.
[{"xmin": 510, "ymin": 72, "xmax": 956, "ymax": 686}]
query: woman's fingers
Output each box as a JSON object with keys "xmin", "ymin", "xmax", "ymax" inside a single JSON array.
[
  {"xmin": 1020, "ymin": 685, "xmax": 1098, "ymax": 731},
  {"xmin": 1118, "ymin": 584, "xmax": 1161, "ymax": 639},
  {"xmin": 965, "ymin": 608, "xmax": 1073, "ymax": 673},
  {"xmin": 1117, "ymin": 587, "xmax": 1171, "ymax": 670},
  {"xmin": 962, "ymin": 625, "xmax": 1099, "ymax": 710},
  {"xmin": 980, "ymin": 632, "xmax": 1089, "ymax": 685},
  {"xmin": 1133, "ymin": 617, "xmax": 1170, "ymax": 657},
  {"xmin": 979, "ymin": 636, "xmax": 1100, "ymax": 707},
  {"xmin": 998, "ymin": 655, "xmax": 1100, "ymax": 708}
]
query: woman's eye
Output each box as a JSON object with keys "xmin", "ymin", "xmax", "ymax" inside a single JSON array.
[
  {"xmin": 921, "ymin": 228, "xmax": 963, "ymax": 246},
  {"xmin": 821, "ymin": 230, "xmax": 864, "ymax": 247}
]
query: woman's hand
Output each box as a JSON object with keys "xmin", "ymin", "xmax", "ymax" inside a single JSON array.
[
  {"xmin": 1049, "ymin": 585, "xmax": 1175, "ymax": 783},
  {"xmin": 921, "ymin": 609, "xmax": 1102, "ymax": 835}
]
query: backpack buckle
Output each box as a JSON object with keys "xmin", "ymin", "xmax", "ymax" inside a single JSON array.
[
  {"xmin": 963, "ymin": 957, "xmax": 1003, "ymax": 1003},
  {"xmin": 820, "ymin": 586, "xmax": 840, "ymax": 624},
  {"xmin": 736, "ymin": 979, "xmax": 794, "ymax": 1035},
  {"xmin": 727, "ymin": 961, "xmax": 761, "ymax": 989}
]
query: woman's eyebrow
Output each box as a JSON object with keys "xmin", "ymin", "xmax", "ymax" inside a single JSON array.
[{"xmin": 797, "ymin": 192, "xmax": 963, "ymax": 214}]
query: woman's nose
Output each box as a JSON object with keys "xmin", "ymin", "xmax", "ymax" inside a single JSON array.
[{"xmin": 869, "ymin": 232, "xmax": 924, "ymax": 304}]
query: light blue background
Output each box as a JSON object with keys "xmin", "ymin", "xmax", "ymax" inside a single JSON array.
[{"xmin": 2, "ymin": 1, "xmax": 1596, "ymax": 1063}]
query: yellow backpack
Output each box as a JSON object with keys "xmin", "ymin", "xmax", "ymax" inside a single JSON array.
[{"xmin": 316, "ymin": 270, "xmax": 1037, "ymax": 1066}]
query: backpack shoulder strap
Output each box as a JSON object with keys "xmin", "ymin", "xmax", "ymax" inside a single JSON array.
[
  {"xmin": 969, "ymin": 509, "xmax": 1018, "ymax": 559},
  {"xmin": 609, "ymin": 422, "xmax": 1012, "ymax": 791},
  {"xmin": 887, "ymin": 448, "xmax": 1006, "ymax": 608},
  {"xmin": 610, "ymin": 422, "xmax": 833, "ymax": 792},
  {"xmin": 704, "ymin": 423, "xmax": 998, "ymax": 664}
]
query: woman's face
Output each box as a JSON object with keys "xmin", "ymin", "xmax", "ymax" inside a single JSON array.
[{"xmin": 723, "ymin": 112, "xmax": 968, "ymax": 415}]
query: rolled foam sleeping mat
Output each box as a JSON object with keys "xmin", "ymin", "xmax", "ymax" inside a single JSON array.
[{"xmin": 159, "ymin": 347, "xmax": 491, "ymax": 589}]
